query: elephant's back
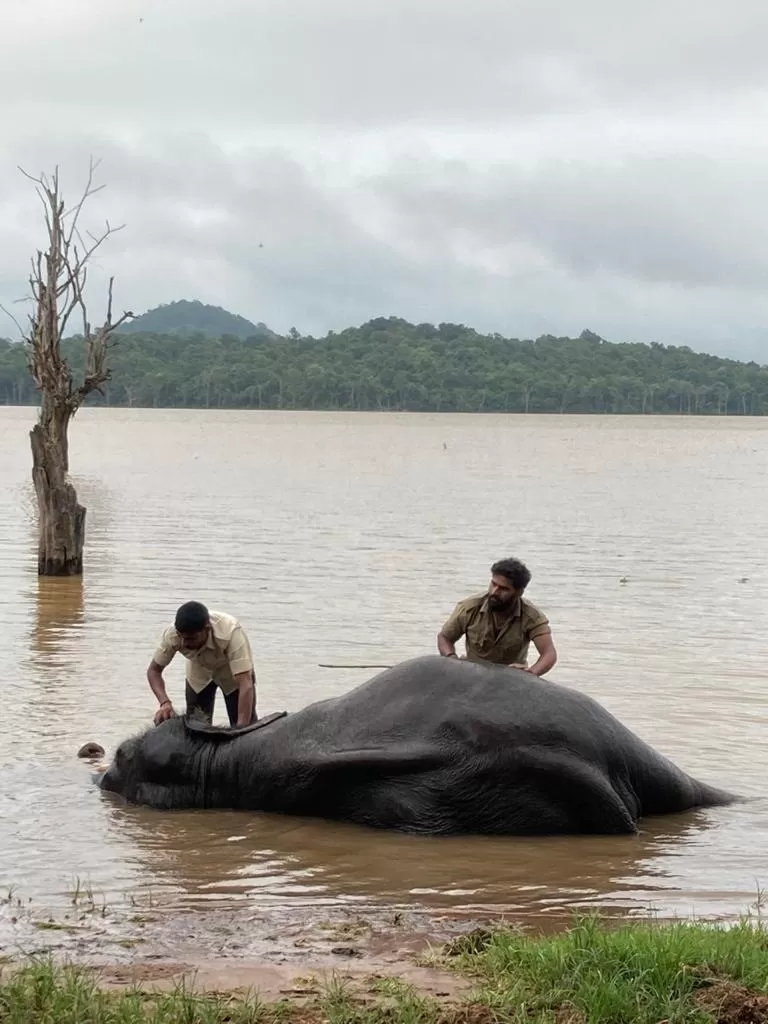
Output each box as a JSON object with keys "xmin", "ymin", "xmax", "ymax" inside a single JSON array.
[
  {"xmin": 262, "ymin": 657, "xmax": 735, "ymax": 816},
  {"xmin": 265, "ymin": 656, "xmax": 633, "ymax": 764}
]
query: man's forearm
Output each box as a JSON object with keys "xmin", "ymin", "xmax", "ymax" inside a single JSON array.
[
  {"xmin": 528, "ymin": 649, "xmax": 557, "ymax": 677},
  {"xmin": 235, "ymin": 672, "xmax": 255, "ymax": 725},
  {"xmin": 437, "ymin": 632, "xmax": 458, "ymax": 657},
  {"xmin": 147, "ymin": 664, "xmax": 171, "ymax": 705}
]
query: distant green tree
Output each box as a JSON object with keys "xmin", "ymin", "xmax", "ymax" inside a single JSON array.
[{"xmin": 4, "ymin": 315, "xmax": 768, "ymax": 415}]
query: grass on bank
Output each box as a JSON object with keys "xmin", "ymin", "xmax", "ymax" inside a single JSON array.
[
  {"xmin": 444, "ymin": 914, "xmax": 768, "ymax": 1022},
  {"xmin": 3, "ymin": 915, "xmax": 768, "ymax": 1023}
]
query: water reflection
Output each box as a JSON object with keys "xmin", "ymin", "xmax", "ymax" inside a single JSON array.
[
  {"xmin": 15, "ymin": 575, "xmax": 88, "ymax": 724},
  {"xmin": 30, "ymin": 576, "xmax": 85, "ymax": 660},
  {"xmin": 100, "ymin": 796, "xmax": 719, "ymax": 918}
]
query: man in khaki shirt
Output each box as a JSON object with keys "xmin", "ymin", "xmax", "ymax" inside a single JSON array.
[
  {"xmin": 437, "ymin": 558, "xmax": 557, "ymax": 676},
  {"xmin": 148, "ymin": 601, "xmax": 257, "ymax": 727}
]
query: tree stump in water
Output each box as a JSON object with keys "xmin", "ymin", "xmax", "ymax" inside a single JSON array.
[
  {"xmin": 31, "ymin": 420, "xmax": 86, "ymax": 576},
  {"xmin": 7, "ymin": 162, "xmax": 133, "ymax": 576}
]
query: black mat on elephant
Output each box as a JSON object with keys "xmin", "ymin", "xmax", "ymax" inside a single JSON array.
[{"xmin": 182, "ymin": 710, "xmax": 287, "ymax": 740}]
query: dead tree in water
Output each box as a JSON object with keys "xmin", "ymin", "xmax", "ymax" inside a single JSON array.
[{"xmin": 5, "ymin": 162, "xmax": 133, "ymax": 575}]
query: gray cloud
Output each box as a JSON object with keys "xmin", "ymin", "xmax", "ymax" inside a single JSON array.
[
  {"xmin": 5, "ymin": 0, "xmax": 768, "ymax": 129},
  {"xmin": 369, "ymin": 153, "xmax": 768, "ymax": 288},
  {"xmin": 1, "ymin": 0, "xmax": 768, "ymax": 361}
]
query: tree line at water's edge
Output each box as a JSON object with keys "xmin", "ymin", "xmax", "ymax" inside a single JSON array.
[{"xmin": 1, "ymin": 318, "xmax": 767, "ymax": 414}]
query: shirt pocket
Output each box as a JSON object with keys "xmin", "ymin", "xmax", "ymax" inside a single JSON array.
[{"xmin": 466, "ymin": 622, "xmax": 491, "ymax": 653}]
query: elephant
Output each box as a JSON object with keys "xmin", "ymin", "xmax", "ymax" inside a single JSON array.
[{"xmin": 98, "ymin": 655, "xmax": 738, "ymax": 836}]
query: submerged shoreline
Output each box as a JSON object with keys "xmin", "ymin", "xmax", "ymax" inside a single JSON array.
[{"xmin": 3, "ymin": 851, "xmax": 764, "ymax": 973}]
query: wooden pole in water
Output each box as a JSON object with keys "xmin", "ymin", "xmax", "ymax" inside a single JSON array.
[{"xmin": 318, "ymin": 663, "xmax": 393, "ymax": 669}]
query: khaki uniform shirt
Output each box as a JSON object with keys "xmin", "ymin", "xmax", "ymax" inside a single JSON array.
[
  {"xmin": 441, "ymin": 592, "xmax": 550, "ymax": 666},
  {"xmin": 152, "ymin": 610, "xmax": 254, "ymax": 695}
]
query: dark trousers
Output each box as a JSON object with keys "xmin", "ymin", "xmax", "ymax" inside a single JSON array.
[{"xmin": 185, "ymin": 678, "xmax": 257, "ymax": 726}]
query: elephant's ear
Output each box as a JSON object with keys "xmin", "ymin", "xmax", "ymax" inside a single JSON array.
[{"xmin": 182, "ymin": 710, "xmax": 287, "ymax": 741}]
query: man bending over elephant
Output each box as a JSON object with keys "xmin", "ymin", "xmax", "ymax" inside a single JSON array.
[
  {"xmin": 148, "ymin": 601, "xmax": 257, "ymax": 727},
  {"xmin": 437, "ymin": 558, "xmax": 557, "ymax": 676}
]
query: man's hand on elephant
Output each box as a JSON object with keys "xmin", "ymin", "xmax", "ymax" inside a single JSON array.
[
  {"xmin": 508, "ymin": 662, "xmax": 532, "ymax": 672},
  {"xmin": 153, "ymin": 700, "xmax": 176, "ymax": 726}
]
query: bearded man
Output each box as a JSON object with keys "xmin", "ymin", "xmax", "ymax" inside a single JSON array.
[{"xmin": 437, "ymin": 559, "xmax": 557, "ymax": 676}]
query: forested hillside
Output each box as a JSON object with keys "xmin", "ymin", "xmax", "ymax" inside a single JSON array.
[
  {"xmin": 1, "ymin": 319, "xmax": 766, "ymax": 414},
  {"xmin": 117, "ymin": 300, "xmax": 275, "ymax": 340}
]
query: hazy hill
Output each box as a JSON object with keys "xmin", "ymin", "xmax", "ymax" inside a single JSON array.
[{"xmin": 118, "ymin": 300, "xmax": 274, "ymax": 340}]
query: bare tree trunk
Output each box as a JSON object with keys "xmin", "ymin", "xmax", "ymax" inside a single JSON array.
[
  {"xmin": 30, "ymin": 397, "xmax": 85, "ymax": 575},
  {"xmin": 3, "ymin": 161, "xmax": 133, "ymax": 576}
]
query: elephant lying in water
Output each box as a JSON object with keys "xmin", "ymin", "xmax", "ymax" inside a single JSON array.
[{"xmin": 99, "ymin": 656, "xmax": 737, "ymax": 836}]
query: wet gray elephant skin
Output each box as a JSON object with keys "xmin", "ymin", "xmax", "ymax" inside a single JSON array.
[{"xmin": 99, "ymin": 656, "xmax": 737, "ymax": 836}]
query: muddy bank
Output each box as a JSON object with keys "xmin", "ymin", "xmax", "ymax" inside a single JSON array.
[
  {"xmin": 91, "ymin": 957, "xmax": 470, "ymax": 1003},
  {"xmin": 3, "ymin": 868, "xmax": 746, "ymax": 971},
  {"xmin": 0, "ymin": 896, "xmax": 493, "ymax": 965},
  {"xmin": 1, "ymin": 878, "xmax": 656, "ymax": 971},
  {"xmin": 5, "ymin": 916, "xmax": 768, "ymax": 1024},
  {"xmin": 0, "ymin": 867, "xmax": 739, "ymax": 1006},
  {"xmin": 1, "ymin": 949, "xmax": 469, "ymax": 1004},
  {"xmin": 0, "ymin": 900, "xmax": 480, "ymax": 1001}
]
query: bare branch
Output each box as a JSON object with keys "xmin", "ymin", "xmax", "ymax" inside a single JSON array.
[
  {"xmin": 0, "ymin": 303, "xmax": 25, "ymax": 336},
  {"xmin": 66, "ymin": 222, "xmax": 125, "ymax": 288},
  {"xmin": 62, "ymin": 157, "xmax": 105, "ymax": 250},
  {"xmin": 57, "ymin": 289, "xmax": 81, "ymax": 340},
  {"xmin": 17, "ymin": 161, "xmax": 134, "ymax": 413},
  {"xmin": 17, "ymin": 165, "xmax": 58, "ymax": 189},
  {"xmin": 105, "ymin": 275, "xmax": 115, "ymax": 322}
]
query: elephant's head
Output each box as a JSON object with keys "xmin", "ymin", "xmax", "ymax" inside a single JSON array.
[
  {"xmin": 99, "ymin": 717, "xmax": 212, "ymax": 808},
  {"xmin": 99, "ymin": 712, "xmax": 287, "ymax": 808}
]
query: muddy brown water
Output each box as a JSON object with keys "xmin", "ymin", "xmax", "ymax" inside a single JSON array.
[{"xmin": 1, "ymin": 407, "xmax": 767, "ymax": 961}]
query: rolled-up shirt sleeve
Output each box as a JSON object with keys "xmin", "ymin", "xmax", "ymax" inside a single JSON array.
[
  {"xmin": 441, "ymin": 603, "xmax": 469, "ymax": 643},
  {"xmin": 152, "ymin": 628, "xmax": 178, "ymax": 668},
  {"xmin": 526, "ymin": 612, "xmax": 551, "ymax": 641},
  {"xmin": 226, "ymin": 626, "xmax": 254, "ymax": 677}
]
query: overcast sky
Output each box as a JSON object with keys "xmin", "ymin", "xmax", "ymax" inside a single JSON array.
[{"xmin": 2, "ymin": 0, "xmax": 768, "ymax": 361}]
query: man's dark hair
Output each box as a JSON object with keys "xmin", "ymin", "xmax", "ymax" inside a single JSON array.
[
  {"xmin": 174, "ymin": 601, "xmax": 210, "ymax": 633},
  {"xmin": 491, "ymin": 558, "xmax": 531, "ymax": 591}
]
